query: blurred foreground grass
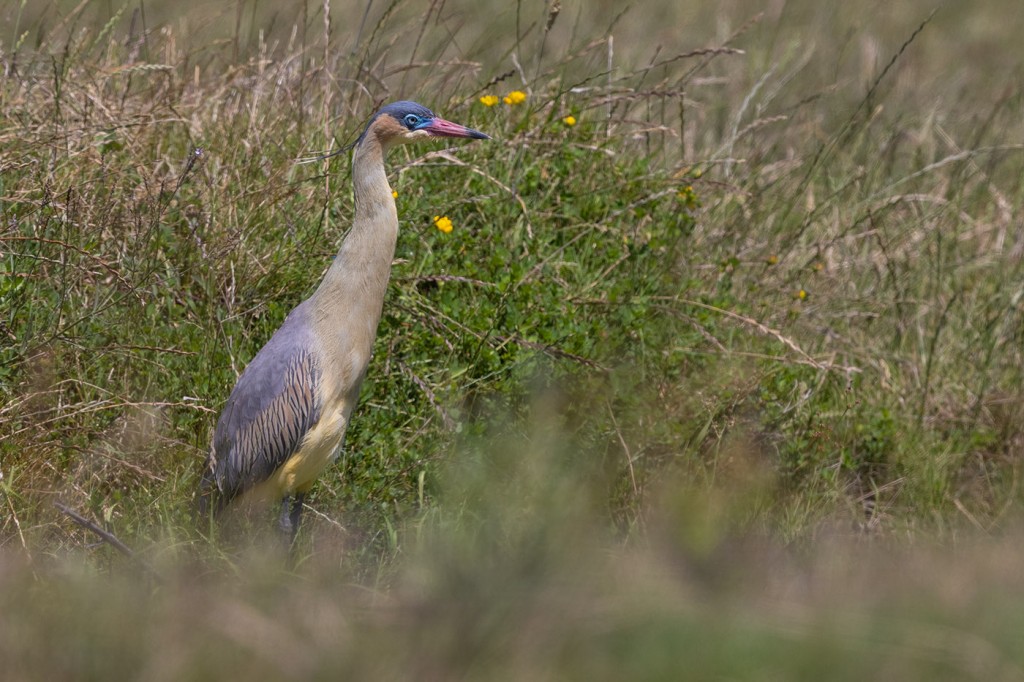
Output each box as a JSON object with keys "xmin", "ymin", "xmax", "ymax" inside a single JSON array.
[
  {"xmin": 6, "ymin": 426, "xmax": 1024, "ymax": 678},
  {"xmin": 3, "ymin": 0, "xmax": 1024, "ymax": 676}
]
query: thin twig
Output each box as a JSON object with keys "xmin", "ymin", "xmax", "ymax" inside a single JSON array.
[
  {"xmin": 54, "ymin": 502, "xmax": 163, "ymax": 581},
  {"xmin": 494, "ymin": 333, "xmax": 608, "ymax": 370},
  {"xmin": 2, "ymin": 469, "xmax": 30, "ymax": 559},
  {"xmin": 606, "ymin": 400, "xmax": 638, "ymax": 496},
  {"xmin": 54, "ymin": 502, "xmax": 136, "ymax": 557},
  {"xmin": 408, "ymin": 150, "xmax": 535, "ymax": 238},
  {"xmin": 657, "ymin": 297, "xmax": 862, "ymax": 375},
  {"xmin": 398, "ymin": 360, "xmax": 455, "ymax": 430}
]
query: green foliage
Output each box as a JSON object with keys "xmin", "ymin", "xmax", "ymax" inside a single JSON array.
[{"xmin": 1, "ymin": 0, "xmax": 1021, "ymax": 544}]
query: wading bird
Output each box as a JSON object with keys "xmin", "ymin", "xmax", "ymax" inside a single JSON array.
[{"xmin": 197, "ymin": 101, "xmax": 489, "ymax": 544}]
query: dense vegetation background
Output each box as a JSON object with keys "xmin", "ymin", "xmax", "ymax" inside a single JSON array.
[{"xmin": 3, "ymin": 0, "xmax": 1024, "ymax": 677}]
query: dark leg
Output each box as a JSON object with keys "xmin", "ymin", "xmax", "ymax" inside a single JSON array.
[
  {"xmin": 289, "ymin": 492, "xmax": 305, "ymax": 541},
  {"xmin": 277, "ymin": 493, "xmax": 306, "ymax": 548}
]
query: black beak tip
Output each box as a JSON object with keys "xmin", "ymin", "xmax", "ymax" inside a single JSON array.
[{"xmin": 470, "ymin": 130, "xmax": 491, "ymax": 140}]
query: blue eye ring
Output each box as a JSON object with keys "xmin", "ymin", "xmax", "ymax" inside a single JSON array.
[{"xmin": 403, "ymin": 113, "xmax": 421, "ymax": 128}]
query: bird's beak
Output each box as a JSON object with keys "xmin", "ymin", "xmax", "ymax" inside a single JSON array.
[{"xmin": 424, "ymin": 117, "xmax": 490, "ymax": 140}]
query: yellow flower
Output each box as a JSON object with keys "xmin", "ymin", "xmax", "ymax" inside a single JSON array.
[
  {"xmin": 434, "ymin": 215, "xmax": 453, "ymax": 234},
  {"xmin": 795, "ymin": 289, "xmax": 808, "ymax": 300},
  {"xmin": 392, "ymin": 190, "xmax": 398, "ymax": 198},
  {"xmin": 766, "ymin": 255, "xmax": 778, "ymax": 265},
  {"xmin": 563, "ymin": 115, "xmax": 577, "ymax": 126},
  {"xmin": 677, "ymin": 184, "xmax": 699, "ymax": 209},
  {"xmin": 503, "ymin": 90, "xmax": 527, "ymax": 105},
  {"xmin": 479, "ymin": 95, "xmax": 499, "ymax": 107}
]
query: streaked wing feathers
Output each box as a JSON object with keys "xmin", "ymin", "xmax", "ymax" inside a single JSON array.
[{"xmin": 207, "ymin": 301, "xmax": 322, "ymax": 499}]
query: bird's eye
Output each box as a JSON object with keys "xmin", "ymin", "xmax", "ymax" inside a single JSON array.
[{"xmin": 403, "ymin": 114, "xmax": 421, "ymax": 128}]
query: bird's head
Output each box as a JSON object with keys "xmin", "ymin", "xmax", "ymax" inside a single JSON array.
[{"xmin": 359, "ymin": 100, "xmax": 490, "ymax": 149}]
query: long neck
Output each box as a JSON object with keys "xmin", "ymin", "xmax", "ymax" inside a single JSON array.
[{"xmin": 310, "ymin": 134, "xmax": 398, "ymax": 340}]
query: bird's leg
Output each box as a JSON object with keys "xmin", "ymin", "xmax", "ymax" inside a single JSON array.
[
  {"xmin": 277, "ymin": 493, "xmax": 306, "ymax": 547},
  {"xmin": 288, "ymin": 492, "xmax": 306, "ymax": 541}
]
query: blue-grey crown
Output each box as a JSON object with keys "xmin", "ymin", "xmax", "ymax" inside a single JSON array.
[{"xmin": 377, "ymin": 100, "xmax": 434, "ymax": 124}]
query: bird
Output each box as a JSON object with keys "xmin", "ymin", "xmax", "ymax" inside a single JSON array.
[{"xmin": 197, "ymin": 101, "xmax": 489, "ymax": 544}]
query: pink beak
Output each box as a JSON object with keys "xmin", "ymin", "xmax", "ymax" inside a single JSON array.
[{"xmin": 424, "ymin": 117, "xmax": 490, "ymax": 140}]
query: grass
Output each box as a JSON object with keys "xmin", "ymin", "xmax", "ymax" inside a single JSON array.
[{"xmin": 4, "ymin": 0, "xmax": 1024, "ymax": 676}]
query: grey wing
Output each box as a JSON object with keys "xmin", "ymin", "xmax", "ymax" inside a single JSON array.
[{"xmin": 206, "ymin": 300, "xmax": 322, "ymax": 500}]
